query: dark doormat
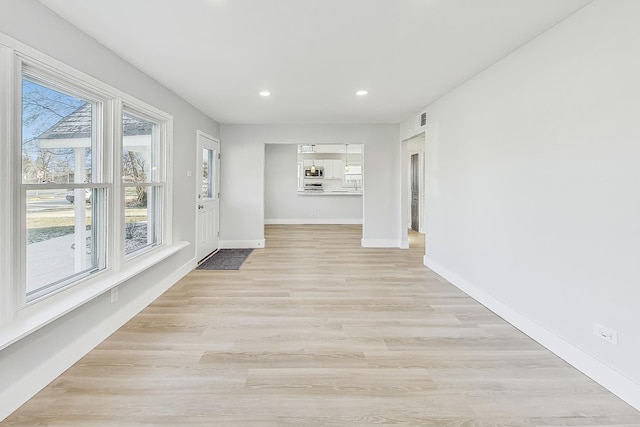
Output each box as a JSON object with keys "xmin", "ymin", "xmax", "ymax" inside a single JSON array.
[{"xmin": 196, "ymin": 249, "xmax": 254, "ymax": 270}]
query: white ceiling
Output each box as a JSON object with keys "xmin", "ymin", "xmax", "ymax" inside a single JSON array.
[{"xmin": 38, "ymin": 0, "xmax": 592, "ymax": 125}]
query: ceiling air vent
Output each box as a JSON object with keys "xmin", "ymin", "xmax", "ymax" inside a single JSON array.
[{"xmin": 415, "ymin": 111, "xmax": 427, "ymax": 130}]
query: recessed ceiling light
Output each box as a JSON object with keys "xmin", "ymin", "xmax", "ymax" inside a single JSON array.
[
  {"xmin": 356, "ymin": 90, "xmax": 368, "ymax": 96},
  {"xmin": 259, "ymin": 91, "xmax": 271, "ymax": 97}
]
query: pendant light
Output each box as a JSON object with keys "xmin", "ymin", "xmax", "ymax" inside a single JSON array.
[
  {"xmin": 344, "ymin": 144, "xmax": 349, "ymax": 172},
  {"xmin": 310, "ymin": 146, "xmax": 316, "ymax": 173}
]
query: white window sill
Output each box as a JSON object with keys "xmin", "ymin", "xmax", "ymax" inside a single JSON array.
[{"xmin": 0, "ymin": 241, "xmax": 190, "ymax": 351}]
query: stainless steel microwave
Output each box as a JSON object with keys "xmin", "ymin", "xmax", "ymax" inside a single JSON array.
[{"xmin": 304, "ymin": 167, "xmax": 324, "ymax": 178}]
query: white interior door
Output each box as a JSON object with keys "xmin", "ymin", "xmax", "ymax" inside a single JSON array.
[{"xmin": 196, "ymin": 131, "xmax": 220, "ymax": 261}]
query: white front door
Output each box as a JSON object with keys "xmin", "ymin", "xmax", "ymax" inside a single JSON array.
[{"xmin": 196, "ymin": 131, "xmax": 220, "ymax": 261}]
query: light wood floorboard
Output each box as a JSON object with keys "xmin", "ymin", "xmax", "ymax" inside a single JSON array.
[{"xmin": 4, "ymin": 225, "xmax": 640, "ymax": 426}]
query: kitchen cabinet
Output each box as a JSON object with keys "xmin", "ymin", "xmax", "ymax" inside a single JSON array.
[
  {"xmin": 344, "ymin": 163, "xmax": 362, "ymax": 188},
  {"xmin": 303, "ymin": 159, "xmax": 323, "ymax": 168},
  {"xmin": 323, "ymin": 159, "xmax": 344, "ymax": 179},
  {"xmin": 324, "ymin": 161, "xmax": 334, "ymax": 179},
  {"xmin": 302, "ymin": 159, "xmax": 343, "ymax": 179},
  {"xmin": 344, "ymin": 164, "xmax": 361, "ymax": 174}
]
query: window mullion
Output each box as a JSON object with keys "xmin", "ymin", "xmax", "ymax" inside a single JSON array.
[
  {"xmin": 163, "ymin": 120, "xmax": 173, "ymax": 247},
  {"xmin": 102, "ymin": 100, "xmax": 115, "ymax": 274},
  {"xmin": 14, "ymin": 56, "xmax": 27, "ymax": 311},
  {"xmin": 112, "ymin": 100, "xmax": 124, "ymax": 270},
  {"xmin": 94, "ymin": 98, "xmax": 106, "ymax": 273}
]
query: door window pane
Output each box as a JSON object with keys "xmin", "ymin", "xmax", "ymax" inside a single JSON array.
[
  {"xmin": 201, "ymin": 148, "xmax": 214, "ymax": 199},
  {"xmin": 211, "ymin": 150, "xmax": 217, "ymax": 199}
]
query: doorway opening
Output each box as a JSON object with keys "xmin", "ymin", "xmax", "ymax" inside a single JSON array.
[
  {"xmin": 411, "ymin": 153, "xmax": 420, "ymax": 232},
  {"xmin": 403, "ymin": 133, "xmax": 426, "ymax": 250},
  {"xmin": 263, "ymin": 142, "xmax": 365, "ymax": 244}
]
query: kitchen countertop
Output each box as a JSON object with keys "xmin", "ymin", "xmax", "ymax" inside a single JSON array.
[{"xmin": 298, "ymin": 190, "xmax": 362, "ymax": 196}]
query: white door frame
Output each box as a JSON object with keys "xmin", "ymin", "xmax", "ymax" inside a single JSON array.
[{"xmin": 401, "ymin": 131, "xmax": 426, "ymax": 248}]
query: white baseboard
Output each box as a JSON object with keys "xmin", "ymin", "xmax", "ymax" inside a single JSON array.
[
  {"xmin": 361, "ymin": 239, "xmax": 402, "ymax": 248},
  {"xmin": 265, "ymin": 219, "xmax": 363, "ymax": 225},
  {"xmin": 400, "ymin": 240, "xmax": 409, "ymax": 249},
  {"xmin": 424, "ymin": 256, "xmax": 640, "ymax": 411},
  {"xmin": 219, "ymin": 239, "xmax": 265, "ymax": 249},
  {"xmin": 0, "ymin": 259, "xmax": 196, "ymax": 422}
]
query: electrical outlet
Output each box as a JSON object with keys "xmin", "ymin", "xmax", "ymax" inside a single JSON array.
[
  {"xmin": 593, "ymin": 323, "xmax": 618, "ymax": 345},
  {"xmin": 110, "ymin": 286, "xmax": 119, "ymax": 303}
]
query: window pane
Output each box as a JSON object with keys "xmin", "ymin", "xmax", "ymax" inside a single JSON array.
[
  {"xmin": 125, "ymin": 185, "xmax": 161, "ymax": 256},
  {"xmin": 210, "ymin": 149, "xmax": 216, "ymax": 199},
  {"xmin": 22, "ymin": 75, "xmax": 103, "ymax": 302},
  {"xmin": 22, "ymin": 78, "xmax": 92, "ymax": 185},
  {"xmin": 201, "ymin": 148, "xmax": 213, "ymax": 199},
  {"xmin": 122, "ymin": 112, "xmax": 156, "ymax": 183},
  {"xmin": 26, "ymin": 188, "xmax": 100, "ymax": 300},
  {"xmin": 122, "ymin": 110, "xmax": 162, "ymax": 258}
]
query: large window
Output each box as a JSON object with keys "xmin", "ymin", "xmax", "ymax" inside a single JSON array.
[
  {"xmin": 0, "ymin": 44, "xmax": 173, "ymax": 323},
  {"xmin": 21, "ymin": 73, "xmax": 107, "ymax": 302}
]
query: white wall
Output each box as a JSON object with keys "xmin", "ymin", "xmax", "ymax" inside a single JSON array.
[
  {"xmin": 0, "ymin": 0, "xmax": 219, "ymax": 419},
  {"xmin": 220, "ymin": 124, "xmax": 401, "ymax": 248},
  {"xmin": 264, "ymin": 144, "xmax": 363, "ymax": 224},
  {"xmin": 401, "ymin": 0, "xmax": 640, "ymax": 408}
]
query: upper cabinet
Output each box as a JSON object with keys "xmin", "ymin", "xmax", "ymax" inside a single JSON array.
[
  {"xmin": 302, "ymin": 158, "xmax": 344, "ymax": 179},
  {"xmin": 345, "ymin": 164, "xmax": 362, "ymax": 175},
  {"xmin": 303, "ymin": 159, "xmax": 323, "ymax": 168},
  {"xmin": 323, "ymin": 159, "xmax": 345, "ymax": 180}
]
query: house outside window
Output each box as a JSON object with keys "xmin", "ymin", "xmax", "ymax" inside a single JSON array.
[
  {"xmin": 121, "ymin": 110, "xmax": 165, "ymax": 257},
  {"xmin": 21, "ymin": 73, "xmax": 107, "ymax": 303}
]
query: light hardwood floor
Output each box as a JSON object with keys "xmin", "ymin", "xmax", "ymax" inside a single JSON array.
[{"xmin": 4, "ymin": 225, "xmax": 640, "ymax": 426}]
